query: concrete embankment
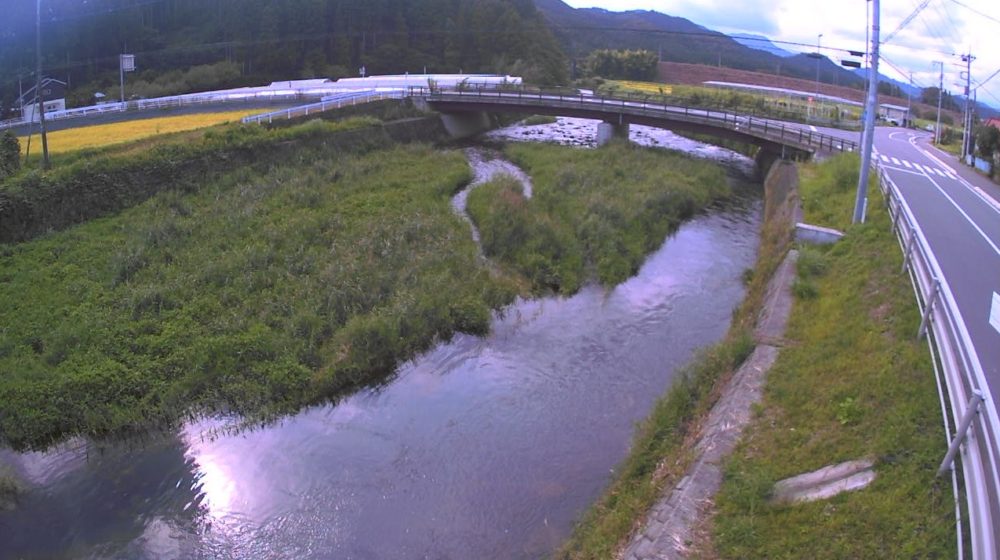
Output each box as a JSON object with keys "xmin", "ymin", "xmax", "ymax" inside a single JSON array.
[{"xmin": 619, "ymin": 158, "xmax": 802, "ymax": 560}]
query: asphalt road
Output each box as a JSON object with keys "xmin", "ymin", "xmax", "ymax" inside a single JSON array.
[{"xmin": 871, "ymin": 127, "xmax": 1000, "ymax": 428}]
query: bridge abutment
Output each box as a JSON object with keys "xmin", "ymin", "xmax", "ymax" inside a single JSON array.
[
  {"xmin": 439, "ymin": 111, "xmax": 492, "ymax": 139},
  {"xmin": 596, "ymin": 121, "xmax": 630, "ymax": 146}
]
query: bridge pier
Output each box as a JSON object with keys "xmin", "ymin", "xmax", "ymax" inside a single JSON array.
[
  {"xmin": 439, "ymin": 111, "xmax": 492, "ymax": 139},
  {"xmin": 596, "ymin": 121, "xmax": 630, "ymax": 146}
]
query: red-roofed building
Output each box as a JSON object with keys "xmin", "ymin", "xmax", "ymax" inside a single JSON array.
[{"xmin": 986, "ymin": 117, "xmax": 1000, "ymax": 130}]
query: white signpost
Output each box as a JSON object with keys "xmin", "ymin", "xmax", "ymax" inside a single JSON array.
[{"xmin": 120, "ymin": 54, "xmax": 136, "ymax": 103}]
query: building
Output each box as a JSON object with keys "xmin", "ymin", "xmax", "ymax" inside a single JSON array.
[
  {"xmin": 879, "ymin": 103, "xmax": 910, "ymax": 126},
  {"xmin": 17, "ymin": 78, "xmax": 67, "ymax": 122},
  {"xmin": 985, "ymin": 117, "xmax": 1000, "ymax": 130}
]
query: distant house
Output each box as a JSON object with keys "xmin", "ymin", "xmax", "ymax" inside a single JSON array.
[
  {"xmin": 17, "ymin": 78, "xmax": 67, "ymax": 122},
  {"xmin": 879, "ymin": 103, "xmax": 910, "ymax": 126},
  {"xmin": 986, "ymin": 117, "xmax": 1000, "ymax": 130}
]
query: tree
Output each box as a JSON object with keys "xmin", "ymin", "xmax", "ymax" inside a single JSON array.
[
  {"xmin": 0, "ymin": 131, "xmax": 20, "ymax": 180},
  {"xmin": 976, "ymin": 124, "xmax": 1000, "ymax": 159},
  {"xmin": 584, "ymin": 49, "xmax": 658, "ymax": 81}
]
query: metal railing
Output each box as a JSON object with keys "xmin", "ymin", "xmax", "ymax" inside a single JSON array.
[
  {"xmin": 877, "ymin": 164, "xmax": 1000, "ymax": 559},
  {"xmin": 415, "ymin": 86, "xmax": 858, "ymax": 154},
  {"xmin": 241, "ymin": 90, "xmax": 405, "ymax": 125}
]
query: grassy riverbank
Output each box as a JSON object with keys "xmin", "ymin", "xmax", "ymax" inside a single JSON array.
[
  {"xmin": 555, "ymin": 158, "xmax": 796, "ymax": 560},
  {"xmin": 0, "ymin": 142, "xmax": 519, "ymax": 450},
  {"xmin": 467, "ymin": 142, "xmax": 732, "ymax": 293},
  {"xmin": 710, "ymin": 155, "xmax": 955, "ymax": 558}
]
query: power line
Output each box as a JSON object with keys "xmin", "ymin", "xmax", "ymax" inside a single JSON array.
[
  {"xmin": 884, "ymin": 0, "xmax": 932, "ymax": 44},
  {"xmin": 946, "ymin": 0, "xmax": 1000, "ymax": 26}
]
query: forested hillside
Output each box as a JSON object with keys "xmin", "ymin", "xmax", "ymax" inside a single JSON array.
[
  {"xmin": 0, "ymin": 0, "xmax": 567, "ymax": 111},
  {"xmin": 534, "ymin": 0, "xmax": 864, "ymax": 88}
]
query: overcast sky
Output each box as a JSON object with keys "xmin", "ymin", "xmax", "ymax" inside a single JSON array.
[{"xmin": 562, "ymin": 0, "xmax": 1000, "ymax": 110}]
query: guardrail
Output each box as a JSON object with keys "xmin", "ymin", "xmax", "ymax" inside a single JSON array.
[
  {"xmin": 416, "ymin": 87, "xmax": 857, "ymax": 154},
  {"xmin": 241, "ymin": 91, "xmax": 406, "ymax": 125},
  {"xmin": 877, "ymin": 163, "xmax": 1000, "ymax": 560}
]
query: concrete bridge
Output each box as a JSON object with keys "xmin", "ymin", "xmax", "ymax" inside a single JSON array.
[{"xmin": 416, "ymin": 88, "xmax": 858, "ymax": 167}]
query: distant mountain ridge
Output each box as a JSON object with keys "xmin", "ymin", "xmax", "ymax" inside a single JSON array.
[
  {"xmin": 534, "ymin": 0, "xmax": 865, "ymax": 88},
  {"xmin": 730, "ymin": 33, "xmax": 796, "ymax": 58}
]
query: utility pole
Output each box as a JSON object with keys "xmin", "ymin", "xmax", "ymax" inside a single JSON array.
[
  {"xmin": 933, "ymin": 60, "xmax": 944, "ymax": 144},
  {"xmin": 854, "ymin": 0, "xmax": 879, "ymax": 224},
  {"xmin": 907, "ymin": 71, "xmax": 913, "ymax": 127},
  {"xmin": 961, "ymin": 53, "xmax": 975, "ymax": 161},
  {"xmin": 815, "ymin": 33, "xmax": 823, "ymax": 96},
  {"xmin": 35, "ymin": 0, "xmax": 50, "ymax": 170}
]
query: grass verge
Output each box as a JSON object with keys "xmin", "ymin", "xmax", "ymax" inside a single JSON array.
[
  {"xmin": 554, "ymin": 157, "xmax": 798, "ymax": 559},
  {"xmin": 711, "ymin": 154, "xmax": 955, "ymax": 558},
  {"xmin": 467, "ymin": 142, "xmax": 731, "ymax": 294}
]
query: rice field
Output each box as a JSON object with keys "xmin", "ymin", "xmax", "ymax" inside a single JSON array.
[{"xmin": 17, "ymin": 109, "xmax": 266, "ymax": 155}]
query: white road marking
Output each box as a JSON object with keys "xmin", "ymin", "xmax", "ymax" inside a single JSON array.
[
  {"xmin": 914, "ymin": 171, "xmax": 1000, "ymax": 257},
  {"xmin": 891, "ymin": 157, "xmax": 902, "ymax": 165},
  {"xmin": 923, "ymin": 165, "xmax": 938, "ymax": 175},
  {"xmin": 933, "ymin": 168, "xmax": 946, "ymax": 177},
  {"xmin": 991, "ymin": 293, "xmax": 1000, "ymax": 335},
  {"xmin": 809, "ymin": 125, "xmax": 818, "ymax": 132},
  {"xmin": 902, "ymin": 160, "xmax": 912, "ymax": 169},
  {"xmin": 880, "ymin": 155, "xmax": 890, "ymax": 163}
]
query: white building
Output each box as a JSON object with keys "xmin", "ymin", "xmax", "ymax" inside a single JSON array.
[
  {"xmin": 18, "ymin": 78, "xmax": 67, "ymax": 122},
  {"xmin": 879, "ymin": 103, "xmax": 910, "ymax": 126}
]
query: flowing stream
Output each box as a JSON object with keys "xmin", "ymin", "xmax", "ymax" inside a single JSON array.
[{"xmin": 0, "ymin": 118, "xmax": 761, "ymax": 559}]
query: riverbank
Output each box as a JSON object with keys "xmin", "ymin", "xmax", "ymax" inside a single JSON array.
[
  {"xmin": 709, "ymin": 155, "xmax": 955, "ymax": 558},
  {"xmin": 555, "ymin": 155, "xmax": 798, "ymax": 560},
  {"xmin": 0, "ymin": 125, "xmax": 739, "ymax": 452},
  {"xmin": 556, "ymin": 153, "xmax": 955, "ymax": 558}
]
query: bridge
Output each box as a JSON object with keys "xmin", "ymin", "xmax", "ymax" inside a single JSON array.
[{"xmin": 414, "ymin": 87, "xmax": 857, "ymax": 163}]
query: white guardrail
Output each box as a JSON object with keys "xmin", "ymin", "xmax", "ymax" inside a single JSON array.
[
  {"xmin": 877, "ymin": 162, "xmax": 1000, "ymax": 560},
  {"xmin": 241, "ymin": 90, "xmax": 405, "ymax": 125}
]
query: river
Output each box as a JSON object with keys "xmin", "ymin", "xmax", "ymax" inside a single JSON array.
[{"xmin": 0, "ymin": 118, "xmax": 761, "ymax": 559}]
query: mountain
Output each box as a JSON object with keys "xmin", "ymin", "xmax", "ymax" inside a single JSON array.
[
  {"xmin": 0, "ymin": 0, "xmax": 568, "ymax": 113},
  {"xmin": 730, "ymin": 33, "xmax": 795, "ymax": 58},
  {"xmin": 534, "ymin": 0, "xmax": 864, "ymax": 88},
  {"xmin": 853, "ymin": 69, "xmax": 920, "ymax": 98}
]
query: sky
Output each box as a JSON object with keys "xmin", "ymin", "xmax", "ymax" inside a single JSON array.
[{"xmin": 562, "ymin": 0, "xmax": 1000, "ymax": 110}]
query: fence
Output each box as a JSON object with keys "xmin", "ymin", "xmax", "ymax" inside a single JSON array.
[
  {"xmin": 878, "ymin": 164, "xmax": 1000, "ymax": 560},
  {"xmin": 242, "ymin": 90, "xmax": 405, "ymax": 125}
]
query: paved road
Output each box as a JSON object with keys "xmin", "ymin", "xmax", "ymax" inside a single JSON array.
[{"xmin": 872, "ymin": 128, "xmax": 1000, "ymax": 400}]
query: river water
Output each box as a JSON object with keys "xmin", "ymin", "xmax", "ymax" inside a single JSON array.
[{"xmin": 0, "ymin": 119, "xmax": 761, "ymax": 559}]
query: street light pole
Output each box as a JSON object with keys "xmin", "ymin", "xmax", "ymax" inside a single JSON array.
[
  {"xmin": 854, "ymin": 0, "xmax": 879, "ymax": 224},
  {"xmin": 961, "ymin": 53, "xmax": 975, "ymax": 161},
  {"xmin": 933, "ymin": 61, "xmax": 944, "ymax": 144},
  {"xmin": 35, "ymin": 0, "xmax": 50, "ymax": 170}
]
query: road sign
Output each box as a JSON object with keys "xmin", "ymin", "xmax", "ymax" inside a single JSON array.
[{"xmin": 120, "ymin": 54, "xmax": 136, "ymax": 73}]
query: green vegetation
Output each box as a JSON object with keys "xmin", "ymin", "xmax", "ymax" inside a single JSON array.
[
  {"xmin": 0, "ymin": 114, "xmax": 436, "ymax": 243},
  {"xmin": 0, "ymin": 131, "xmax": 18, "ymax": 180},
  {"xmin": 713, "ymin": 154, "xmax": 955, "ymax": 558},
  {"xmin": 556, "ymin": 159, "xmax": 799, "ymax": 560},
  {"xmin": 467, "ymin": 142, "xmax": 731, "ymax": 293},
  {"xmin": 0, "ymin": 142, "xmax": 523, "ymax": 450},
  {"xmin": 1, "ymin": 0, "xmax": 568, "ymax": 114},
  {"xmin": 595, "ymin": 81, "xmax": 859, "ymax": 129},
  {"xmin": 584, "ymin": 49, "xmax": 660, "ymax": 81}
]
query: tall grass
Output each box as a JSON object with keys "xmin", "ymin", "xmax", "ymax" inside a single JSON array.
[
  {"xmin": 0, "ymin": 144, "xmax": 519, "ymax": 450},
  {"xmin": 713, "ymin": 153, "xmax": 955, "ymax": 558},
  {"xmin": 467, "ymin": 142, "xmax": 731, "ymax": 293}
]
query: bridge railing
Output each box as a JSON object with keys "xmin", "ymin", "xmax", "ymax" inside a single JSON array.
[
  {"xmin": 241, "ymin": 91, "xmax": 405, "ymax": 125},
  {"xmin": 877, "ymin": 163, "xmax": 1000, "ymax": 559},
  {"xmin": 416, "ymin": 87, "xmax": 857, "ymax": 154}
]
